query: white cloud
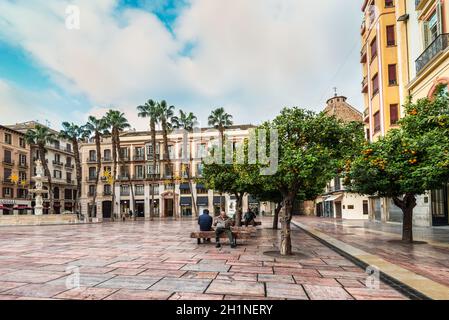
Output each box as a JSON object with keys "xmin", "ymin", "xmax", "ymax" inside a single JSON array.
[{"xmin": 0, "ymin": 0, "xmax": 363, "ymax": 130}]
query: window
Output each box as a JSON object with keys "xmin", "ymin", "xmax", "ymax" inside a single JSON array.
[
  {"xmin": 4, "ymin": 133, "xmax": 12, "ymax": 145},
  {"xmin": 104, "ymin": 185, "xmax": 112, "ymax": 195},
  {"xmin": 423, "ymin": 11, "xmax": 441, "ymax": 48},
  {"xmin": 54, "ymin": 170, "xmax": 62, "ymax": 179},
  {"xmin": 88, "ymin": 167, "xmax": 96, "ymax": 179},
  {"xmin": 119, "ymin": 166, "xmax": 129, "ymax": 178},
  {"xmin": 19, "ymin": 171, "xmax": 26, "ymax": 182},
  {"xmin": 89, "ymin": 150, "xmax": 96, "ymax": 161},
  {"xmin": 54, "ymin": 153, "xmax": 61, "ymax": 163},
  {"xmin": 374, "ymin": 111, "xmax": 381, "ymax": 133},
  {"xmin": 54, "ymin": 140, "xmax": 60, "ymax": 149},
  {"xmin": 3, "ymin": 188, "xmax": 12, "ymax": 198},
  {"xmin": 386, "ymin": 25, "xmax": 395, "ymax": 46},
  {"xmin": 67, "ymin": 172, "xmax": 72, "ymax": 183},
  {"xmin": 147, "ymin": 164, "xmax": 160, "ymax": 175},
  {"xmin": 66, "ymin": 144, "xmax": 72, "ymax": 152},
  {"xmin": 66, "ymin": 157, "xmax": 72, "ymax": 166},
  {"xmin": 372, "ymin": 73, "xmax": 379, "ymax": 96},
  {"xmin": 19, "ymin": 154, "xmax": 27, "ymax": 166},
  {"xmin": 196, "ymin": 144, "xmax": 207, "ymax": 158},
  {"xmin": 3, "ymin": 150, "xmax": 12, "ymax": 164},
  {"xmin": 65, "ymin": 189, "xmax": 73, "ymax": 200},
  {"xmin": 120, "ymin": 185, "xmax": 130, "ymax": 196},
  {"xmin": 390, "ymin": 104, "xmax": 399, "ymax": 125},
  {"xmin": 135, "ymin": 165, "xmax": 144, "ymax": 179},
  {"xmin": 104, "ymin": 149, "xmax": 111, "ymax": 161},
  {"xmin": 388, "ymin": 64, "xmax": 397, "ymax": 85},
  {"xmin": 196, "ymin": 163, "xmax": 204, "ymax": 177},
  {"xmin": 119, "ymin": 148, "xmax": 129, "ymax": 160},
  {"xmin": 348, "ymin": 205, "xmax": 355, "ymax": 210},
  {"xmin": 334, "ymin": 177, "xmax": 341, "ymax": 191},
  {"xmin": 385, "ymin": 0, "xmax": 394, "ymax": 8},
  {"xmin": 370, "ymin": 37, "xmax": 377, "ymax": 60},
  {"xmin": 18, "ymin": 189, "xmax": 27, "ymax": 199},
  {"xmin": 135, "ymin": 185, "xmax": 144, "ymax": 196},
  {"xmin": 89, "ymin": 185, "xmax": 96, "ymax": 196},
  {"xmin": 19, "ymin": 138, "xmax": 26, "ymax": 148}
]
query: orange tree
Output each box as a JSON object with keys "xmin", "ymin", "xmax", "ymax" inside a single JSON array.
[{"xmin": 345, "ymin": 89, "xmax": 449, "ymax": 243}]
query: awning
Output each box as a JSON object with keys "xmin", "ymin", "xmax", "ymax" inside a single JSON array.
[
  {"xmin": 213, "ymin": 196, "xmax": 225, "ymax": 206},
  {"xmin": 197, "ymin": 197, "xmax": 209, "ymax": 206},
  {"xmin": 180, "ymin": 197, "xmax": 192, "ymax": 207},
  {"xmin": 196, "ymin": 184, "xmax": 205, "ymax": 189},
  {"xmin": 179, "ymin": 183, "xmax": 190, "ymax": 190},
  {"xmin": 325, "ymin": 195, "xmax": 343, "ymax": 202}
]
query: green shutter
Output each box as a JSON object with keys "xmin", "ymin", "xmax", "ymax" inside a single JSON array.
[
  {"xmin": 423, "ymin": 21, "xmax": 430, "ymax": 48},
  {"xmin": 436, "ymin": 1, "xmax": 443, "ymax": 35}
]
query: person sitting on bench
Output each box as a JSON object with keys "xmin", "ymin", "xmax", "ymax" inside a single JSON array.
[
  {"xmin": 214, "ymin": 211, "xmax": 236, "ymax": 249},
  {"xmin": 243, "ymin": 208, "xmax": 257, "ymax": 227},
  {"xmin": 197, "ymin": 209, "xmax": 213, "ymax": 243}
]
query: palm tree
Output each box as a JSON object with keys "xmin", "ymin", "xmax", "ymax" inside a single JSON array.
[
  {"xmin": 25, "ymin": 125, "xmax": 57, "ymax": 215},
  {"xmin": 84, "ymin": 116, "xmax": 109, "ymax": 220},
  {"xmin": 172, "ymin": 110, "xmax": 199, "ymax": 217},
  {"xmin": 105, "ymin": 110, "xmax": 131, "ymax": 220},
  {"xmin": 157, "ymin": 100, "xmax": 176, "ymax": 218},
  {"xmin": 137, "ymin": 100, "xmax": 160, "ymax": 220},
  {"xmin": 59, "ymin": 122, "xmax": 87, "ymax": 217},
  {"xmin": 208, "ymin": 108, "xmax": 234, "ymax": 211},
  {"xmin": 208, "ymin": 107, "xmax": 234, "ymax": 143}
]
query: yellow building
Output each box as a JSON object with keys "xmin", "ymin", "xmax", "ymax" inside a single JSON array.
[
  {"xmin": 361, "ymin": 0, "xmax": 449, "ymax": 226},
  {"xmin": 361, "ymin": 0, "xmax": 401, "ymax": 141}
]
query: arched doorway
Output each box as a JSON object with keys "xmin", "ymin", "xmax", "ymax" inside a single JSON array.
[{"xmin": 161, "ymin": 191, "xmax": 178, "ymax": 218}]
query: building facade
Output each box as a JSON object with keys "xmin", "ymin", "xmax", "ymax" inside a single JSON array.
[
  {"xmin": 314, "ymin": 95, "xmax": 370, "ymax": 220},
  {"xmin": 9, "ymin": 122, "xmax": 78, "ymax": 214},
  {"xmin": 0, "ymin": 125, "xmax": 31, "ymax": 215},
  {"xmin": 79, "ymin": 125, "xmax": 263, "ymax": 220},
  {"xmin": 361, "ymin": 0, "xmax": 449, "ymax": 227}
]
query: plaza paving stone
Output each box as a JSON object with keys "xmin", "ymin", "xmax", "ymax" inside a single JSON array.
[
  {"xmin": 0, "ymin": 218, "xmax": 407, "ymax": 300},
  {"xmin": 293, "ymin": 217, "xmax": 449, "ymax": 289}
]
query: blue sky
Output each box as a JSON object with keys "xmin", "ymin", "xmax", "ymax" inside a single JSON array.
[{"xmin": 0, "ymin": 0, "xmax": 363, "ymax": 130}]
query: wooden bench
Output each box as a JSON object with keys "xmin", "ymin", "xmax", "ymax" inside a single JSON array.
[
  {"xmin": 240, "ymin": 221, "xmax": 262, "ymax": 226},
  {"xmin": 191, "ymin": 230, "xmax": 252, "ymax": 245}
]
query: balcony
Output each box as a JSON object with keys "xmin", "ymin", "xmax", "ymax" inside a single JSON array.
[
  {"xmin": 146, "ymin": 173, "xmax": 160, "ymax": 180},
  {"xmin": 102, "ymin": 157, "xmax": 112, "ymax": 163},
  {"xmin": 133, "ymin": 155, "xmax": 145, "ymax": 161},
  {"xmin": 416, "ymin": 34, "xmax": 449, "ymax": 74},
  {"xmin": 360, "ymin": 46, "xmax": 367, "ymax": 63},
  {"xmin": 18, "ymin": 162, "xmax": 28, "ymax": 169},
  {"xmin": 103, "ymin": 191, "xmax": 112, "ymax": 196},
  {"xmin": 52, "ymin": 160, "xmax": 63, "ymax": 167},
  {"xmin": 66, "ymin": 179, "xmax": 74, "ymax": 184},
  {"xmin": 2, "ymin": 160, "xmax": 14, "ymax": 166},
  {"xmin": 86, "ymin": 176, "xmax": 97, "ymax": 182},
  {"xmin": 360, "ymin": 21, "xmax": 366, "ymax": 36},
  {"xmin": 362, "ymin": 76, "xmax": 368, "ymax": 93},
  {"xmin": 119, "ymin": 156, "xmax": 130, "ymax": 162},
  {"xmin": 86, "ymin": 157, "xmax": 97, "ymax": 164},
  {"xmin": 117, "ymin": 175, "xmax": 130, "ymax": 181},
  {"xmin": 132, "ymin": 175, "xmax": 146, "ymax": 180},
  {"xmin": 65, "ymin": 163, "xmax": 74, "ymax": 170}
]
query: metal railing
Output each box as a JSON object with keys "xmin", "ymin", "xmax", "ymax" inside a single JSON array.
[{"xmin": 416, "ymin": 34, "xmax": 449, "ymax": 74}]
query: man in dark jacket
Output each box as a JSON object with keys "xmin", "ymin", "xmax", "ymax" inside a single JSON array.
[{"xmin": 198, "ymin": 209, "xmax": 213, "ymax": 243}]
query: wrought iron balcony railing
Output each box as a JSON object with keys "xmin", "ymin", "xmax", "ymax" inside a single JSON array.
[{"xmin": 416, "ymin": 34, "xmax": 449, "ymax": 74}]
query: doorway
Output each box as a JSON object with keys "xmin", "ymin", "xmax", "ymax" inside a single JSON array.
[
  {"xmin": 102, "ymin": 201, "xmax": 112, "ymax": 219},
  {"xmin": 335, "ymin": 202, "xmax": 342, "ymax": 219},
  {"xmin": 164, "ymin": 199, "xmax": 174, "ymax": 217},
  {"xmin": 431, "ymin": 186, "xmax": 449, "ymax": 226},
  {"xmin": 135, "ymin": 201, "xmax": 145, "ymax": 217}
]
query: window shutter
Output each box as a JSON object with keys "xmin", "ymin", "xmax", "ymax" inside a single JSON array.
[
  {"xmin": 436, "ymin": 1, "xmax": 443, "ymax": 36},
  {"xmin": 423, "ymin": 21, "xmax": 430, "ymax": 48}
]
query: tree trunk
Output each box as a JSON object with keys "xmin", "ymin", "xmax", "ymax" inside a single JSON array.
[
  {"xmin": 162, "ymin": 119, "xmax": 176, "ymax": 219},
  {"xmin": 273, "ymin": 202, "xmax": 282, "ymax": 230},
  {"xmin": 39, "ymin": 146, "xmax": 54, "ymax": 215},
  {"xmin": 235, "ymin": 193, "xmax": 243, "ymax": 227},
  {"xmin": 73, "ymin": 139, "xmax": 82, "ymax": 216},
  {"xmin": 150, "ymin": 122, "xmax": 156, "ymax": 221},
  {"xmin": 117, "ymin": 137, "xmax": 135, "ymax": 219},
  {"xmin": 92, "ymin": 133, "xmax": 102, "ymax": 221},
  {"xmin": 111, "ymin": 132, "xmax": 117, "ymax": 221},
  {"xmin": 393, "ymin": 193, "xmax": 417, "ymax": 243},
  {"xmin": 280, "ymin": 193, "xmax": 294, "ymax": 255}
]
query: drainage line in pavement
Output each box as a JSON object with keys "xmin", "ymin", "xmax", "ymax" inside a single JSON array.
[{"xmin": 291, "ymin": 222, "xmax": 431, "ymax": 301}]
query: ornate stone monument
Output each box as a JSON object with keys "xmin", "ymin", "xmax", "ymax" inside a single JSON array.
[{"xmin": 29, "ymin": 160, "xmax": 49, "ymax": 216}]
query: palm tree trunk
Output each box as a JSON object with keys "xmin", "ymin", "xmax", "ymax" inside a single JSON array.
[
  {"xmin": 72, "ymin": 139, "xmax": 82, "ymax": 216},
  {"xmin": 150, "ymin": 122, "xmax": 157, "ymax": 220},
  {"xmin": 92, "ymin": 133, "xmax": 102, "ymax": 220},
  {"xmin": 111, "ymin": 132, "xmax": 117, "ymax": 221},
  {"xmin": 162, "ymin": 119, "xmax": 175, "ymax": 219},
  {"xmin": 116, "ymin": 136, "xmax": 135, "ymax": 219},
  {"xmin": 39, "ymin": 146, "xmax": 54, "ymax": 215}
]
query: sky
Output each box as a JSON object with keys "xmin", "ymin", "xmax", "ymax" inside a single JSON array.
[{"xmin": 0, "ymin": 0, "xmax": 364, "ymax": 131}]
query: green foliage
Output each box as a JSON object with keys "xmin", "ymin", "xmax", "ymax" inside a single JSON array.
[
  {"xmin": 346, "ymin": 93, "xmax": 449, "ymax": 198},
  {"xmin": 262, "ymin": 107, "xmax": 364, "ymax": 199}
]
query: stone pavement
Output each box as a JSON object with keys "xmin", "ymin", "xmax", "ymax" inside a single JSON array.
[
  {"xmin": 0, "ymin": 218, "xmax": 406, "ymax": 300},
  {"xmin": 292, "ymin": 217, "xmax": 449, "ymax": 298}
]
